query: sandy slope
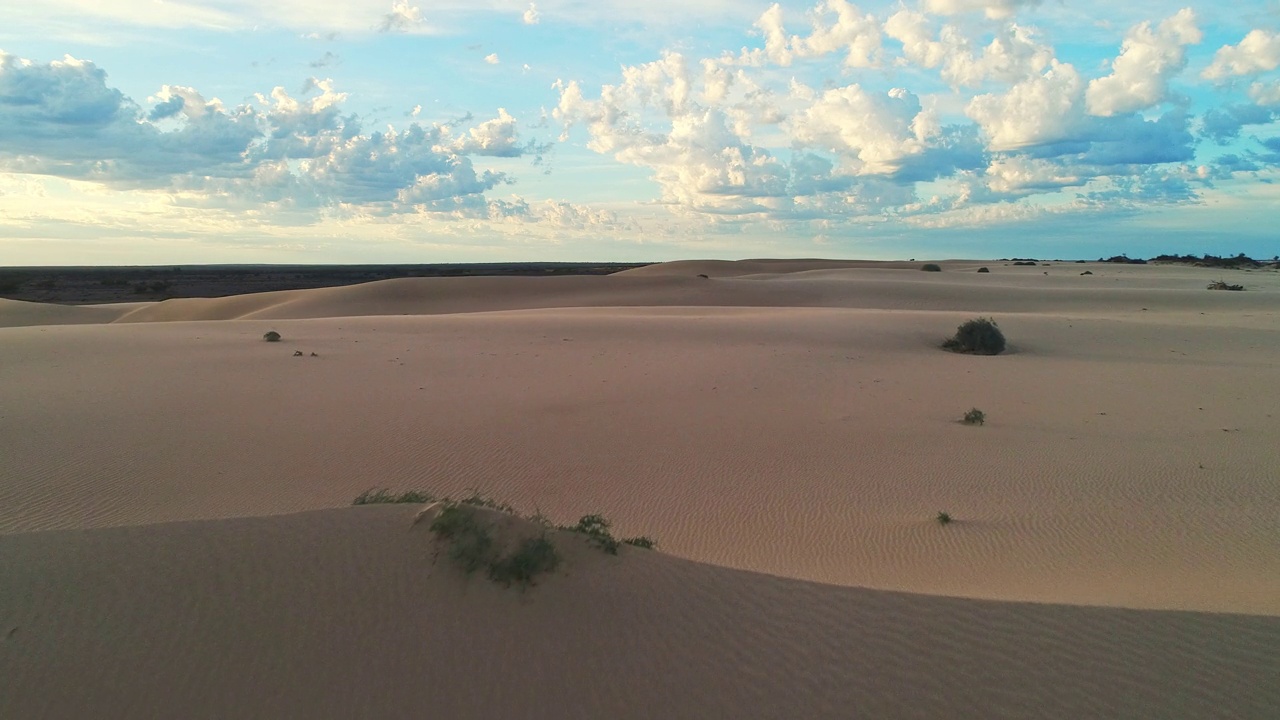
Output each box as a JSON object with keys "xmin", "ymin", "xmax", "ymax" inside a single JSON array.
[
  {"xmin": 3, "ymin": 505, "xmax": 1277, "ymax": 720},
  {"xmin": 2, "ymin": 259, "xmax": 1278, "ymax": 717}
]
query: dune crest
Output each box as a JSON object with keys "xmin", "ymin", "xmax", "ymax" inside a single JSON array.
[{"xmin": 3, "ymin": 506, "xmax": 1276, "ymax": 720}]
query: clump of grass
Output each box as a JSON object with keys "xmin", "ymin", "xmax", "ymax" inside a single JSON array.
[
  {"xmin": 353, "ymin": 488, "xmax": 435, "ymax": 505},
  {"xmin": 355, "ymin": 490, "xmax": 656, "ymax": 587},
  {"xmin": 977, "ymin": 267, "xmax": 990, "ymax": 273},
  {"xmin": 937, "ymin": 511, "xmax": 953, "ymax": 525},
  {"xmin": 1207, "ymin": 279, "xmax": 1244, "ymax": 291},
  {"xmin": 921, "ymin": 263, "xmax": 942, "ymax": 272},
  {"xmin": 942, "ymin": 317, "xmax": 1006, "ymax": 355},
  {"xmin": 489, "ymin": 535, "xmax": 561, "ymax": 587},
  {"xmin": 564, "ymin": 514, "xmax": 621, "ymax": 554},
  {"xmin": 561, "ymin": 513, "xmax": 657, "ymax": 554},
  {"xmin": 263, "ymin": 331, "xmax": 282, "ymax": 342},
  {"xmin": 458, "ymin": 492, "xmax": 517, "ymax": 514},
  {"xmin": 430, "ymin": 503, "xmax": 496, "ymax": 574},
  {"xmin": 962, "ymin": 408, "xmax": 986, "ymax": 426}
]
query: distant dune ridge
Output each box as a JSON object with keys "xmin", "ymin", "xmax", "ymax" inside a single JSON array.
[{"xmin": 2, "ymin": 259, "xmax": 1278, "ymax": 718}]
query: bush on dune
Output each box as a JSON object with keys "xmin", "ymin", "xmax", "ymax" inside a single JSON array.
[
  {"xmin": 353, "ymin": 488, "xmax": 435, "ymax": 505},
  {"xmin": 354, "ymin": 490, "xmax": 656, "ymax": 589},
  {"xmin": 921, "ymin": 263, "xmax": 942, "ymax": 272},
  {"xmin": 942, "ymin": 318, "xmax": 1006, "ymax": 355}
]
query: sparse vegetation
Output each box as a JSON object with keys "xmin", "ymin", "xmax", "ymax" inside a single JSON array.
[
  {"xmin": 457, "ymin": 491, "xmax": 517, "ymax": 514},
  {"xmin": 132, "ymin": 280, "xmax": 173, "ymax": 294},
  {"xmin": 563, "ymin": 514, "xmax": 621, "ymax": 554},
  {"xmin": 937, "ymin": 511, "xmax": 953, "ymax": 525},
  {"xmin": 488, "ymin": 535, "xmax": 561, "ymax": 587},
  {"xmin": 962, "ymin": 408, "xmax": 986, "ymax": 426},
  {"xmin": 942, "ymin": 317, "xmax": 1006, "ymax": 356},
  {"xmin": 352, "ymin": 488, "xmax": 435, "ymax": 505},
  {"xmin": 1081, "ymin": 271, "xmax": 1093, "ymax": 275},
  {"xmin": 1013, "ymin": 261, "xmax": 1037, "ymax": 266},
  {"xmin": 977, "ymin": 267, "xmax": 990, "ymax": 273},
  {"xmin": 1207, "ymin": 280, "xmax": 1245, "ymax": 291},
  {"xmin": 263, "ymin": 331, "xmax": 282, "ymax": 342},
  {"xmin": 560, "ymin": 513, "xmax": 658, "ymax": 554},
  {"xmin": 1153, "ymin": 253, "xmax": 1267, "ymax": 269},
  {"xmin": 430, "ymin": 503, "xmax": 497, "ymax": 575},
  {"xmin": 921, "ymin": 263, "xmax": 942, "ymax": 272},
  {"xmin": 352, "ymin": 490, "xmax": 655, "ymax": 589}
]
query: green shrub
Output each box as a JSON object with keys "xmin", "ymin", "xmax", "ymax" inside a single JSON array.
[
  {"xmin": 977, "ymin": 267, "xmax": 990, "ymax": 273},
  {"xmin": 489, "ymin": 535, "xmax": 560, "ymax": 587},
  {"xmin": 458, "ymin": 492, "xmax": 517, "ymax": 514},
  {"xmin": 352, "ymin": 488, "xmax": 435, "ymax": 505},
  {"xmin": 565, "ymin": 514, "xmax": 621, "ymax": 554},
  {"xmin": 263, "ymin": 331, "xmax": 282, "ymax": 342},
  {"xmin": 560, "ymin": 514, "xmax": 658, "ymax": 553},
  {"xmin": 430, "ymin": 504, "xmax": 495, "ymax": 574},
  {"xmin": 962, "ymin": 408, "xmax": 986, "ymax": 426},
  {"xmin": 942, "ymin": 317, "xmax": 1006, "ymax": 355},
  {"xmin": 937, "ymin": 511, "xmax": 953, "ymax": 525},
  {"xmin": 921, "ymin": 263, "xmax": 942, "ymax": 272}
]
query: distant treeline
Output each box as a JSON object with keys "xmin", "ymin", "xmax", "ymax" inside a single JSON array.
[{"xmin": 999, "ymin": 253, "xmax": 1279, "ymax": 268}]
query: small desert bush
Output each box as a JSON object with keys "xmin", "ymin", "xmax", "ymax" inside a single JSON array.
[
  {"xmin": 355, "ymin": 490, "xmax": 654, "ymax": 587},
  {"xmin": 263, "ymin": 331, "xmax": 282, "ymax": 342},
  {"xmin": 561, "ymin": 513, "xmax": 656, "ymax": 554},
  {"xmin": 458, "ymin": 492, "xmax": 517, "ymax": 514},
  {"xmin": 942, "ymin": 317, "xmax": 1006, "ymax": 355},
  {"xmin": 921, "ymin": 263, "xmax": 942, "ymax": 272},
  {"xmin": 489, "ymin": 535, "xmax": 561, "ymax": 587},
  {"xmin": 428, "ymin": 502, "xmax": 561, "ymax": 586},
  {"xmin": 352, "ymin": 488, "xmax": 435, "ymax": 505},
  {"xmin": 430, "ymin": 503, "xmax": 496, "ymax": 574},
  {"xmin": 937, "ymin": 511, "xmax": 953, "ymax": 525},
  {"xmin": 977, "ymin": 267, "xmax": 990, "ymax": 273},
  {"xmin": 962, "ymin": 408, "xmax": 986, "ymax": 426},
  {"xmin": 1207, "ymin": 280, "xmax": 1244, "ymax": 291}
]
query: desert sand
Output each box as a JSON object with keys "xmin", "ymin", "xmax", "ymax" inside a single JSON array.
[{"xmin": 2, "ymin": 259, "xmax": 1278, "ymax": 718}]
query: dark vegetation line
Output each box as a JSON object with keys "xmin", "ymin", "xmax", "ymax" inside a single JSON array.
[{"xmin": 0, "ymin": 262, "xmax": 655, "ymax": 304}]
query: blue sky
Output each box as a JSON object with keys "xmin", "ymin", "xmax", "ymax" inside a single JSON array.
[{"xmin": 1, "ymin": 0, "xmax": 1279, "ymax": 265}]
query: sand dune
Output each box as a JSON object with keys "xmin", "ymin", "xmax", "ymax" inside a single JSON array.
[
  {"xmin": 3, "ymin": 505, "xmax": 1277, "ymax": 720},
  {"xmin": 2, "ymin": 259, "xmax": 1278, "ymax": 717},
  {"xmin": 0, "ymin": 298, "xmax": 139, "ymax": 326}
]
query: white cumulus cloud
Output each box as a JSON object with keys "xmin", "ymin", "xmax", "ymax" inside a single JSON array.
[
  {"xmin": 923, "ymin": 0, "xmax": 1041, "ymax": 20},
  {"xmin": 378, "ymin": 1, "xmax": 423, "ymax": 33},
  {"xmin": 523, "ymin": 3, "xmax": 540, "ymax": 25},
  {"xmin": 967, "ymin": 60, "xmax": 1085, "ymax": 150},
  {"xmin": 1086, "ymin": 9, "xmax": 1201, "ymax": 117},
  {"xmin": 1202, "ymin": 29, "xmax": 1280, "ymax": 80}
]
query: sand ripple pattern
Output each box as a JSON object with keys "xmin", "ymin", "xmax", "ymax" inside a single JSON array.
[{"xmin": 2, "ymin": 506, "xmax": 1277, "ymax": 719}]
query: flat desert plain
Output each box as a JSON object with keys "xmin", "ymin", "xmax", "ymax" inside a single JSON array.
[{"xmin": 2, "ymin": 259, "xmax": 1278, "ymax": 719}]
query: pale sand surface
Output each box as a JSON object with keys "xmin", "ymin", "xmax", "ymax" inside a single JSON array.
[{"xmin": 2, "ymin": 260, "xmax": 1278, "ymax": 717}]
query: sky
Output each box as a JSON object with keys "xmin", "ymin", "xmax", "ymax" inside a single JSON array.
[{"xmin": 1, "ymin": 0, "xmax": 1279, "ymax": 265}]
